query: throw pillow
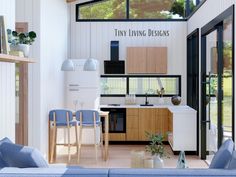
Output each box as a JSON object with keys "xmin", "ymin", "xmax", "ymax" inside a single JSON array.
[
  {"xmin": 0, "ymin": 142, "xmax": 49, "ymax": 168},
  {"xmin": 0, "ymin": 137, "xmax": 12, "ymax": 168},
  {"xmin": 228, "ymin": 151, "xmax": 236, "ymax": 169},
  {"xmin": 209, "ymin": 139, "xmax": 234, "ymax": 169}
]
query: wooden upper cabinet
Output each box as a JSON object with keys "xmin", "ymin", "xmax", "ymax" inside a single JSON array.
[
  {"xmin": 127, "ymin": 47, "xmax": 167, "ymax": 74},
  {"xmin": 127, "ymin": 47, "xmax": 147, "ymax": 73},
  {"xmin": 146, "ymin": 47, "xmax": 167, "ymax": 74}
]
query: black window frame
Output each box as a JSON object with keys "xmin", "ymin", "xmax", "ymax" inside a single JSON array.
[
  {"xmin": 76, "ymin": 0, "xmax": 207, "ymax": 22},
  {"xmin": 100, "ymin": 74, "xmax": 181, "ymax": 97}
]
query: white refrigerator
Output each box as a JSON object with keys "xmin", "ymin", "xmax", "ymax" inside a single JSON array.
[{"xmin": 65, "ymin": 59, "xmax": 100, "ymax": 111}]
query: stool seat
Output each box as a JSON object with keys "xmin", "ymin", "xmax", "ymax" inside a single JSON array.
[
  {"xmin": 77, "ymin": 121, "xmax": 101, "ymax": 127},
  {"xmin": 49, "ymin": 109, "xmax": 79, "ymax": 163},
  {"xmin": 51, "ymin": 121, "xmax": 79, "ymax": 127}
]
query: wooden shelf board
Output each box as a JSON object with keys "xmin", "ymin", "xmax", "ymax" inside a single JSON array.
[
  {"xmin": 0, "ymin": 54, "xmax": 35, "ymax": 63},
  {"xmin": 66, "ymin": 0, "xmax": 76, "ymax": 3}
]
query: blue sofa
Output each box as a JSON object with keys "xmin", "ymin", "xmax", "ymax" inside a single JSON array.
[
  {"xmin": 1, "ymin": 168, "xmax": 236, "ymax": 177},
  {"xmin": 0, "ymin": 138, "xmax": 236, "ymax": 177}
]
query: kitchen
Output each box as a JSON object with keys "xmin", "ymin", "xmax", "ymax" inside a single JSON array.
[{"xmin": 64, "ymin": 20, "xmax": 197, "ymax": 157}]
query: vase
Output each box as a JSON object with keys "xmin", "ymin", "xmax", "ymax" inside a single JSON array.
[
  {"xmin": 17, "ymin": 44, "xmax": 30, "ymax": 57},
  {"xmin": 153, "ymin": 155, "xmax": 164, "ymax": 168},
  {"xmin": 158, "ymin": 97, "xmax": 165, "ymax": 105},
  {"xmin": 10, "ymin": 44, "xmax": 30, "ymax": 57},
  {"xmin": 171, "ymin": 96, "xmax": 181, "ymax": 105},
  {"xmin": 144, "ymin": 157, "xmax": 154, "ymax": 168}
]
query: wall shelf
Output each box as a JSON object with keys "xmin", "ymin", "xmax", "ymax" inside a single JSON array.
[{"xmin": 0, "ymin": 54, "xmax": 35, "ymax": 63}]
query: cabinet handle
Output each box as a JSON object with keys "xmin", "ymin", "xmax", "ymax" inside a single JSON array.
[
  {"xmin": 69, "ymin": 89, "xmax": 79, "ymax": 91},
  {"xmin": 69, "ymin": 84, "xmax": 79, "ymax": 87}
]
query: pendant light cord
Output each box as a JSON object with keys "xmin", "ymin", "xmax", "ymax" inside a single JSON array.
[{"xmin": 89, "ymin": 4, "xmax": 92, "ymax": 59}]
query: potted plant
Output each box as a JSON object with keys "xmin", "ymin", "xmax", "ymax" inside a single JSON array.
[
  {"xmin": 7, "ymin": 29, "xmax": 37, "ymax": 57},
  {"xmin": 145, "ymin": 131, "xmax": 167, "ymax": 168}
]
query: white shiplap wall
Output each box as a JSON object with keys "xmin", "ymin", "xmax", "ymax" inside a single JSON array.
[
  {"xmin": 69, "ymin": 3, "xmax": 187, "ymax": 104},
  {"xmin": 16, "ymin": 0, "xmax": 68, "ymax": 157},
  {"xmin": 0, "ymin": 0, "xmax": 15, "ymax": 141}
]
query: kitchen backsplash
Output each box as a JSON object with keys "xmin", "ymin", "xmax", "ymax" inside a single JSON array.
[{"xmin": 100, "ymin": 97, "xmax": 176, "ymax": 105}]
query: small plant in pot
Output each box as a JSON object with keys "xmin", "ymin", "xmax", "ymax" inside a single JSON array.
[
  {"xmin": 145, "ymin": 131, "xmax": 167, "ymax": 168},
  {"xmin": 7, "ymin": 29, "xmax": 37, "ymax": 57}
]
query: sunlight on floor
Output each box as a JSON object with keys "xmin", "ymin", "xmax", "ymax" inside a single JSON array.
[{"xmin": 53, "ymin": 145, "xmax": 208, "ymax": 168}]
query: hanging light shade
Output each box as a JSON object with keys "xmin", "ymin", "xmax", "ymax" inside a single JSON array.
[
  {"xmin": 83, "ymin": 58, "xmax": 97, "ymax": 71},
  {"xmin": 61, "ymin": 59, "xmax": 75, "ymax": 71}
]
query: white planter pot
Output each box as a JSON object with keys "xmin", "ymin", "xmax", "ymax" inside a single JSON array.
[
  {"xmin": 153, "ymin": 156, "xmax": 164, "ymax": 168},
  {"xmin": 10, "ymin": 44, "xmax": 30, "ymax": 57}
]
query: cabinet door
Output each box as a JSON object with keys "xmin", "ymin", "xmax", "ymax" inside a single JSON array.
[
  {"xmin": 126, "ymin": 109, "xmax": 139, "ymax": 141},
  {"xmin": 156, "ymin": 108, "xmax": 169, "ymax": 140},
  {"xmin": 146, "ymin": 47, "xmax": 167, "ymax": 74},
  {"xmin": 138, "ymin": 109, "xmax": 156, "ymax": 141},
  {"xmin": 127, "ymin": 47, "xmax": 147, "ymax": 73}
]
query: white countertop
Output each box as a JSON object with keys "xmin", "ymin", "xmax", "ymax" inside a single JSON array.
[{"xmin": 99, "ymin": 105, "xmax": 197, "ymax": 113}]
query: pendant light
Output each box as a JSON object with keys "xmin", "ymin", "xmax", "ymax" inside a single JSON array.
[
  {"xmin": 61, "ymin": 59, "xmax": 75, "ymax": 71},
  {"xmin": 83, "ymin": 6, "xmax": 97, "ymax": 71}
]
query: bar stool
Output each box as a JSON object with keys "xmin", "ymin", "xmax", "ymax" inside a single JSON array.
[
  {"xmin": 49, "ymin": 109, "xmax": 79, "ymax": 163},
  {"xmin": 75, "ymin": 110, "xmax": 103, "ymax": 162}
]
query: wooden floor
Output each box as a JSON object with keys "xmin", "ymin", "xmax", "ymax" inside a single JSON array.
[{"xmin": 53, "ymin": 145, "xmax": 208, "ymax": 168}]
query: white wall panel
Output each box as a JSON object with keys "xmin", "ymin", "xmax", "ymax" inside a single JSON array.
[
  {"xmin": 70, "ymin": 7, "xmax": 187, "ymax": 103},
  {"xmin": 16, "ymin": 0, "xmax": 68, "ymax": 157},
  {"xmin": 0, "ymin": 0, "xmax": 15, "ymax": 141}
]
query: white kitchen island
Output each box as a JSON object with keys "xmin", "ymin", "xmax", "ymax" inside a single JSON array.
[{"xmin": 100, "ymin": 105, "xmax": 197, "ymax": 154}]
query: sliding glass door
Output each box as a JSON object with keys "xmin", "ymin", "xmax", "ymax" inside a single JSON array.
[{"xmin": 201, "ymin": 7, "xmax": 234, "ymax": 160}]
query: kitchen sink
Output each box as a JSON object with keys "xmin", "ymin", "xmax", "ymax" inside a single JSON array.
[{"xmin": 140, "ymin": 104, "xmax": 154, "ymax": 106}]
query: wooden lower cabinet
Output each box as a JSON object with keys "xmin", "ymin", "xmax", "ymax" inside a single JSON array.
[
  {"xmin": 126, "ymin": 109, "xmax": 139, "ymax": 141},
  {"xmin": 138, "ymin": 108, "xmax": 156, "ymax": 141},
  {"xmin": 110, "ymin": 108, "xmax": 170, "ymax": 141},
  {"xmin": 156, "ymin": 108, "xmax": 169, "ymax": 140},
  {"xmin": 109, "ymin": 133, "xmax": 126, "ymax": 141}
]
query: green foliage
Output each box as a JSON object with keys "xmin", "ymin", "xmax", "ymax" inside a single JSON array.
[
  {"xmin": 170, "ymin": 0, "xmax": 196, "ymax": 17},
  {"xmin": 7, "ymin": 29, "xmax": 37, "ymax": 45},
  {"xmin": 145, "ymin": 131, "xmax": 166, "ymax": 158},
  {"xmin": 79, "ymin": 0, "xmax": 199, "ymax": 20}
]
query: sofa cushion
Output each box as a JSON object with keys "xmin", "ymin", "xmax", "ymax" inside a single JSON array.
[
  {"xmin": 209, "ymin": 139, "xmax": 234, "ymax": 169},
  {"xmin": 0, "ymin": 142, "xmax": 49, "ymax": 168},
  {"xmin": 0, "ymin": 138, "xmax": 12, "ymax": 168},
  {"xmin": 228, "ymin": 151, "xmax": 236, "ymax": 169},
  {"xmin": 0, "ymin": 168, "xmax": 108, "ymax": 177},
  {"xmin": 109, "ymin": 168, "xmax": 236, "ymax": 177}
]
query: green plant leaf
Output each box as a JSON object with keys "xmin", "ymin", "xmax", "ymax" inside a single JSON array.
[
  {"xmin": 29, "ymin": 31, "xmax": 37, "ymax": 38},
  {"xmin": 12, "ymin": 31, "xmax": 18, "ymax": 37}
]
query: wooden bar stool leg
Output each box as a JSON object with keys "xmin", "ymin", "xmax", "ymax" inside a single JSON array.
[
  {"xmin": 50, "ymin": 112, "xmax": 57, "ymax": 163},
  {"xmin": 54, "ymin": 127, "xmax": 57, "ymax": 161},
  {"xmin": 78, "ymin": 112, "xmax": 83, "ymax": 162},
  {"xmin": 67, "ymin": 112, "xmax": 71, "ymax": 163},
  {"xmin": 50, "ymin": 126, "xmax": 56, "ymax": 163},
  {"xmin": 75, "ymin": 124, "xmax": 79, "ymax": 162},
  {"xmin": 100, "ymin": 125, "xmax": 104, "ymax": 158},
  {"xmin": 94, "ymin": 113, "xmax": 98, "ymax": 162}
]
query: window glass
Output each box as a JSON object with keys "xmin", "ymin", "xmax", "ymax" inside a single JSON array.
[
  {"xmin": 129, "ymin": 77, "xmax": 180, "ymax": 95},
  {"xmin": 77, "ymin": 0, "xmax": 201, "ymax": 20},
  {"xmin": 100, "ymin": 76, "xmax": 180, "ymax": 96},
  {"xmin": 129, "ymin": 0, "xmax": 198, "ymax": 19},
  {"xmin": 101, "ymin": 77, "xmax": 127, "ymax": 95},
  {"xmin": 79, "ymin": 0, "xmax": 126, "ymax": 19}
]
